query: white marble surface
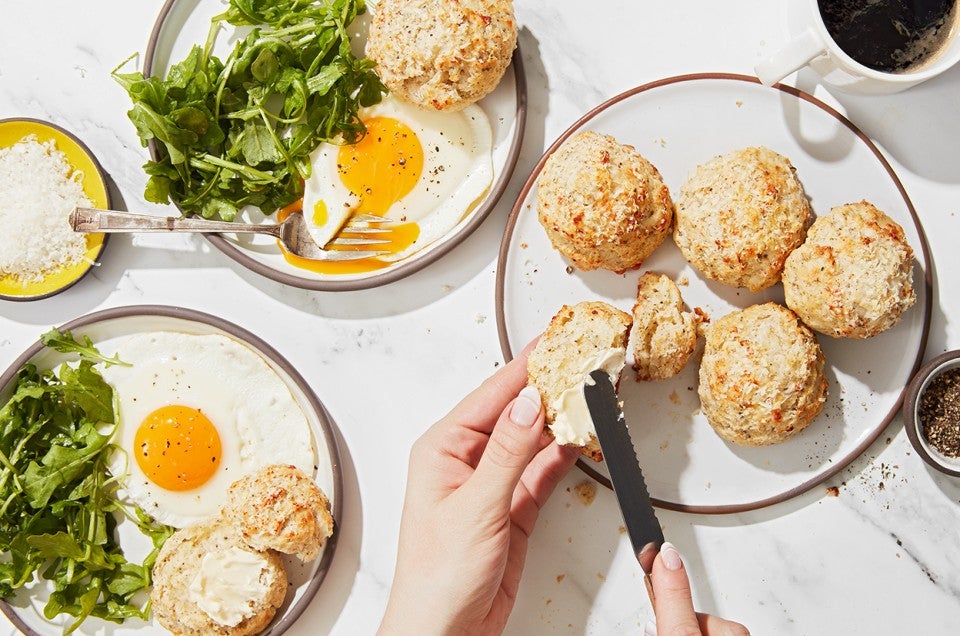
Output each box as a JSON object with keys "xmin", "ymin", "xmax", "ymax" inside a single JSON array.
[{"xmin": 2, "ymin": 1, "xmax": 959, "ymax": 634}]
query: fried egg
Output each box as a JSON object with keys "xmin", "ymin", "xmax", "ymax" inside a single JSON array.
[
  {"xmin": 298, "ymin": 94, "xmax": 493, "ymax": 270},
  {"xmin": 102, "ymin": 332, "xmax": 315, "ymax": 528}
]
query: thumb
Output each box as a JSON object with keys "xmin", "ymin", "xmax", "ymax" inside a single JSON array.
[
  {"xmin": 467, "ymin": 386, "xmax": 546, "ymax": 511},
  {"xmin": 650, "ymin": 543, "xmax": 702, "ymax": 635}
]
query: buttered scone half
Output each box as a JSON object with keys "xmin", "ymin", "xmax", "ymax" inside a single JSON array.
[
  {"xmin": 152, "ymin": 518, "xmax": 288, "ymax": 636},
  {"xmin": 782, "ymin": 200, "xmax": 916, "ymax": 339},
  {"xmin": 224, "ymin": 464, "xmax": 334, "ymax": 563},
  {"xmin": 674, "ymin": 146, "xmax": 812, "ymax": 291},
  {"xmin": 631, "ymin": 272, "xmax": 698, "ymax": 381},
  {"xmin": 366, "ymin": 0, "xmax": 518, "ymax": 111},
  {"xmin": 699, "ymin": 303, "xmax": 828, "ymax": 446},
  {"xmin": 536, "ymin": 130, "xmax": 674, "ymax": 273},
  {"xmin": 527, "ymin": 301, "xmax": 633, "ymax": 461}
]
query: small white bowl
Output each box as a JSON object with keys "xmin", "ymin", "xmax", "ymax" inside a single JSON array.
[{"xmin": 903, "ymin": 350, "xmax": 960, "ymax": 477}]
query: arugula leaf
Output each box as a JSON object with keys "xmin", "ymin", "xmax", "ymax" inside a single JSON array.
[
  {"xmin": 40, "ymin": 329, "xmax": 130, "ymax": 368},
  {"xmin": 114, "ymin": 0, "xmax": 386, "ymax": 220},
  {"xmin": 0, "ymin": 330, "xmax": 173, "ymax": 632},
  {"xmin": 23, "ymin": 423, "xmax": 112, "ymax": 508}
]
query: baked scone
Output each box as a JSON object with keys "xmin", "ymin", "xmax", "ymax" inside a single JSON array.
[
  {"xmin": 631, "ymin": 272, "xmax": 698, "ymax": 381},
  {"xmin": 527, "ymin": 301, "xmax": 633, "ymax": 461},
  {"xmin": 152, "ymin": 518, "xmax": 287, "ymax": 636},
  {"xmin": 224, "ymin": 464, "xmax": 334, "ymax": 562},
  {"xmin": 782, "ymin": 200, "xmax": 916, "ymax": 338},
  {"xmin": 698, "ymin": 303, "xmax": 827, "ymax": 446},
  {"xmin": 366, "ymin": 0, "xmax": 517, "ymax": 111},
  {"xmin": 536, "ymin": 130, "xmax": 674, "ymax": 273},
  {"xmin": 674, "ymin": 146, "xmax": 812, "ymax": 291}
]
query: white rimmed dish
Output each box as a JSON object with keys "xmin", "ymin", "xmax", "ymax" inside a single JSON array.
[
  {"xmin": 496, "ymin": 73, "xmax": 932, "ymax": 514},
  {"xmin": 139, "ymin": 0, "xmax": 526, "ymax": 291},
  {"xmin": 0, "ymin": 305, "xmax": 343, "ymax": 635}
]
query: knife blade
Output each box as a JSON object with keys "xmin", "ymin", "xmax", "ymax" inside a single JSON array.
[{"xmin": 584, "ymin": 369, "xmax": 664, "ymax": 606}]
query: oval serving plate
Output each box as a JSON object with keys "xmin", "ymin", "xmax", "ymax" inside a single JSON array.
[
  {"xmin": 139, "ymin": 0, "xmax": 526, "ymax": 291},
  {"xmin": 0, "ymin": 118, "xmax": 110, "ymax": 301},
  {"xmin": 496, "ymin": 73, "xmax": 932, "ymax": 514},
  {"xmin": 0, "ymin": 305, "xmax": 343, "ymax": 635}
]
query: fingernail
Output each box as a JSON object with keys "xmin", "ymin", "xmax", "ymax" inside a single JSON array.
[
  {"xmin": 661, "ymin": 542, "xmax": 682, "ymax": 571},
  {"xmin": 644, "ymin": 620, "xmax": 658, "ymax": 636},
  {"xmin": 510, "ymin": 386, "xmax": 542, "ymax": 427}
]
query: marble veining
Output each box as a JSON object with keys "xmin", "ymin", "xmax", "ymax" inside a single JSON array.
[{"xmin": 1, "ymin": 1, "xmax": 959, "ymax": 634}]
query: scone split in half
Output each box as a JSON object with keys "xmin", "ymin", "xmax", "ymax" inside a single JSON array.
[
  {"xmin": 527, "ymin": 301, "xmax": 633, "ymax": 461},
  {"xmin": 631, "ymin": 272, "xmax": 699, "ymax": 381},
  {"xmin": 151, "ymin": 465, "xmax": 335, "ymax": 635}
]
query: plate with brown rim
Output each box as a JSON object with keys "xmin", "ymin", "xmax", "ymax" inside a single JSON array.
[
  {"xmin": 0, "ymin": 305, "xmax": 343, "ymax": 634},
  {"xmin": 138, "ymin": 0, "xmax": 526, "ymax": 291},
  {"xmin": 496, "ymin": 73, "xmax": 932, "ymax": 514}
]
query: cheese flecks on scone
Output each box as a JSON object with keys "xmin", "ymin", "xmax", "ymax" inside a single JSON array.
[
  {"xmin": 698, "ymin": 303, "xmax": 828, "ymax": 446},
  {"xmin": 223, "ymin": 464, "xmax": 334, "ymax": 562},
  {"xmin": 536, "ymin": 130, "xmax": 674, "ymax": 273},
  {"xmin": 782, "ymin": 200, "xmax": 916, "ymax": 338},
  {"xmin": 366, "ymin": 0, "xmax": 517, "ymax": 111},
  {"xmin": 674, "ymin": 146, "xmax": 811, "ymax": 291}
]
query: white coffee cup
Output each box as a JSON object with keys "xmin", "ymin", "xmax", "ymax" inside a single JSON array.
[{"xmin": 756, "ymin": 0, "xmax": 960, "ymax": 94}]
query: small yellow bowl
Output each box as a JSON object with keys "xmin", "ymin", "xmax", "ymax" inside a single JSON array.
[{"xmin": 0, "ymin": 118, "xmax": 110, "ymax": 301}]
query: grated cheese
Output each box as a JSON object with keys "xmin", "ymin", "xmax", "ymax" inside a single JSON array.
[{"xmin": 0, "ymin": 134, "xmax": 92, "ymax": 283}]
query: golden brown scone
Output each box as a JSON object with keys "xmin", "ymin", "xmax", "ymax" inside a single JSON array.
[
  {"xmin": 366, "ymin": 0, "xmax": 517, "ymax": 111},
  {"xmin": 698, "ymin": 303, "xmax": 827, "ymax": 446},
  {"xmin": 527, "ymin": 301, "xmax": 633, "ymax": 461},
  {"xmin": 631, "ymin": 272, "xmax": 698, "ymax": 381},
  {"xmin": 782, "ymin": 200, "xmax": 916, "ymax": 338},
  {"xmin": 536, "ymin": 130, "xmax": 674, "ymax": 273},
  {"xmin": 674, "ymin": 146, "xmax": 812, "ymax": 291},
  {"xmin": 224, "ymin": 464, "xmax": 334, "ymax": 562},
  {"xmin": 152, "ymin": 518, "xmax": 287, "ymax": 636}
]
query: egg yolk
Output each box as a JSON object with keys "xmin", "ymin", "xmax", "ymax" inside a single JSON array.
[
  {"xmin": 134, "ymin": 405, "xmax": 222, "ymax": 492},
  {"xmin": 275, "ymin": 116, "xmax": 426, "ymax": 275},
  {"xmin": 338, "ymin": 116, "xmax": 424, "ymax": 215}
]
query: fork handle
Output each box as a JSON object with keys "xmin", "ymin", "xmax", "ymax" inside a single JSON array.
[{"xmin": 70, "ymin": 207, "xmax": 280, "ymax": 237}]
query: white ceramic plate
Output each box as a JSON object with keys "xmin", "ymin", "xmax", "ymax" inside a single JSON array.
[
  {"xmin": 0, "ymin": 305, "xmax": 343, "ymax": 635},
  {"xmin": 496, "ymin": 74, "xmax": 932, "ymax": 514},
  {"xmin": 141, "ymin": 0, "xmax": 526, "ymax": 290}
]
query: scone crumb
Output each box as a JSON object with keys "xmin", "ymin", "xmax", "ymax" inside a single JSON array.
[{"xmin": 573, "ymin": 481, "xmax": 597, "ymax": 506}]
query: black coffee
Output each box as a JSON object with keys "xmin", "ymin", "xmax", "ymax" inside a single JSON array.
[{"xmin": 819, "ymin": 0, "xmax": 958, "ymax": 72}]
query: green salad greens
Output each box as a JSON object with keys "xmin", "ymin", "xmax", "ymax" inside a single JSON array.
[
  {"xmin": 113, "ymin": 0, "xmax": 386, "ymax": 221},
  {"xmin": 0, "ymin": 329, "xmax": 173, "ymax": 634}
]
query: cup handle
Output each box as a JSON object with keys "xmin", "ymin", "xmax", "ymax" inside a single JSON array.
[{"xmin": 755, "ymin": 28, "xmax": 826, "ymax": 86}]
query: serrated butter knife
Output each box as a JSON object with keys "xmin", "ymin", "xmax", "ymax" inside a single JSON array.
[{"xmin": 584, "ymin": 369, "xmax": 664, "ymax": 606}]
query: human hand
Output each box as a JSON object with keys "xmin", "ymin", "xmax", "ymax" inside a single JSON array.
[
  {"xmin": 378, "ymin": 343, "xmax": 581, "ymax": 636},
  {"xmin": 646, "ymin": 542, "xmax": 750, "ymax": 636}
]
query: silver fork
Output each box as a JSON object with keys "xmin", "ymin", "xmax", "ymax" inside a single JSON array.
[{"xmin": 70, "ymin": 207, "xmax": 394, "ymax": 261}]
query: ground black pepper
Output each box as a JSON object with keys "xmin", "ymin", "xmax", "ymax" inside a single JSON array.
[{"xmin": 918, "ymin": 367, "xmax": 960, "ymax": 457}]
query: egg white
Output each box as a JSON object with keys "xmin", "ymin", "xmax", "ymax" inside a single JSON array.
[
  {"xmin": 102, "ymin": 332, "xmax": 315, "ymax": 528},
  {"xmin": 302, "ymin": 94, "xmax": 494, "ymax": 261}
]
